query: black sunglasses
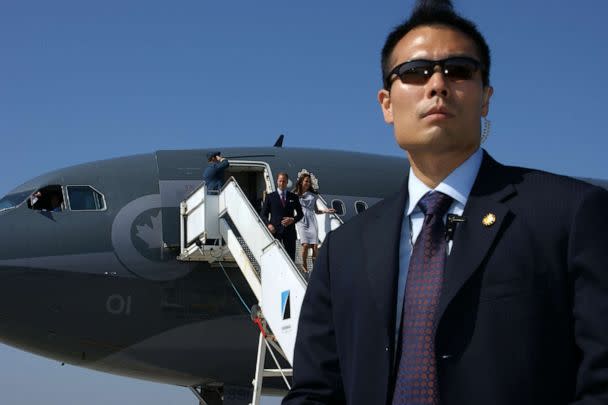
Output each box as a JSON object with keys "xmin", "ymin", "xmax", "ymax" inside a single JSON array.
[{"xmin": 385, "ymin": 56, "xmax": 482, "ymax": 89}]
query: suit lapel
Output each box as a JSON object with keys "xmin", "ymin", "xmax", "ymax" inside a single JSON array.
[
  {"xmin": 362, "ymin": 176, "xmax": 409, "ymax": 336},
  {"xmin": 437, "ymin": 152, "xmax": 517, "ymax": 323},
  {"xmin": 358, "ymin": 153, "xmax": 517, "ymax": 336}
]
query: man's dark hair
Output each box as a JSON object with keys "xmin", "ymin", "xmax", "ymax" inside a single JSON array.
[
  {"xmin": 277, "ymin": 172, "xmax": 289, "ymax": 180},
  {"xmin": 381, "ymin": 0, "xmax": 491, "ymax": 89}
]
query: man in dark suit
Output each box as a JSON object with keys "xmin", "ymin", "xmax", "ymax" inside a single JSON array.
[
  {"xmin": 261, "ymin": 172, "xmax": 304, "ymax": 261},
  {"xmin": 283, "ymin": 1, "xmax": 608, "ymax": 404}
]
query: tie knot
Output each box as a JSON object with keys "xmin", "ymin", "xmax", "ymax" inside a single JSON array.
[{"xmin": 418, "ymin": 191, "xmax": 453, "ymax": 216}]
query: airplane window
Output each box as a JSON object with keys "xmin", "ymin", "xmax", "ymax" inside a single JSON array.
[
  {"xmin": 355, "ymin": 201, "xmax": 368, "ymax": 214},
  {"xmin": 67, "ymin": 186, "xmax": 106, "ymax": 211},
  {"xmin": 331, "ymin": 199, "xmax": 346, "ymax": 216},
  {"xmin": 0, "ymin": 189, "xmax": 34, "ymax": 211},
  {"xmin": 29, "ymin": 185, "xmax": 64, "ymax": 212}
]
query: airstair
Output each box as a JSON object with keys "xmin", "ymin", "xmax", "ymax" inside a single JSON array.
[{"xmin": 178, "ymin": 176, "xmax": 342, "ymax": 404}]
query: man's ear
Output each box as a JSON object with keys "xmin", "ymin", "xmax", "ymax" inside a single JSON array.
[
  {"xmin": 378, "ymin": 89, "xmax": 394, "ymax": 124},
  {"xmin": 481, "ymin": 86, "xmax": 494, "ymax": 117}
]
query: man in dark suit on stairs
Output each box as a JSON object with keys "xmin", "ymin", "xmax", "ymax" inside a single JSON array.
[
  {"xmin": 283, "ymin": 0, "xmax": 608, "ymax": 404},
  {"xmin": 261, "ymin": 172, "xmax": 304, "ymax": 261}
]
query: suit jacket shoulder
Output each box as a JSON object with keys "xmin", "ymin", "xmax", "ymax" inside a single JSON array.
[{"xmin": 484, "ymin": 160, "xmax": 608, "ymax": 229}]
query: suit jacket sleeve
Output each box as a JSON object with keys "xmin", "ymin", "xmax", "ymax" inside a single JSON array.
[
  {"xmin": 203, "ymin": 160, "xmax": 229, "ymax": 180},
  {"xmin": 570, "ymin": 186, "xmax": 608, "ymax": 404},
  {"xmin": 260, "ymin": 193, "xmax": 271, "ymax": 226},
  {"xmin": 282, "ymin": 232, "xmax": 346, "ymax": 404},
  {"xmin": 217, "ymin": 159, "xmax": 229, "ymax": 171}
]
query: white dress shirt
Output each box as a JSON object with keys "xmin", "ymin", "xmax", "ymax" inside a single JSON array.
[{"xmin": 394, "ymin": 148, "xmax": 483, "ymax": 346}]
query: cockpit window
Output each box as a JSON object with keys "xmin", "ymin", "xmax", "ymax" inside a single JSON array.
[
  {"xmin": 0, "ymin": 189, "xmax": 34, "ymax": 211},
  {"xmin": 29, "ymin": 185, "xmax": 64, "ymax": 212},
  {"xmin": 67, "ymin": 186, "xmax": 106, "ymax": 211}
]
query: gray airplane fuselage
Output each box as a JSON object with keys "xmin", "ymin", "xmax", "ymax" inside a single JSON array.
[
  {"xmin": 0, "ymin": 147, "xmax": 605, "ymax": 389},
  {"xmin": 0, "ymin": 147, "xmax": 408, "ymax": 388}
]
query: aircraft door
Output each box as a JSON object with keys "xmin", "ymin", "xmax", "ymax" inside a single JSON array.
[
  {"xmin": 156, "ymin": 151, "xmax": 206, "ymax": 247},
  {"xmin": 155, "ymin": 151, "xmax": 275, "ymax": 247},
  {"xmin": 223, "ymin": 161, "xmax": 274, "ymax": 214},
  {"xmin": 159, "ymin": 180, "xmax": 202, "ymax": 247}
]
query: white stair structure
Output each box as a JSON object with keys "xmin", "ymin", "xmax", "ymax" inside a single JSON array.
[{"xmin": 178, "ymin": 176, "xmax": 342, "ymax": 404}]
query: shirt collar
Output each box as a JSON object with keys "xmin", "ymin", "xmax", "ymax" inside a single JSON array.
[{"xmin": 406, "ymin": 148, "xmax": 483, "ymax": 216}]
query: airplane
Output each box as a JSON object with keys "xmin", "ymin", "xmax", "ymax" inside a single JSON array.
[{"xmin": 0, "ymin": 144, "xmax": 606, "ymax": 404}]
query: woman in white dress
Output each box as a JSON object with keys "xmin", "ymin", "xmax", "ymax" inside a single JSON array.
[{"xmin": 294, "ymin": 173, "xmax": 335, "ymax": 273}]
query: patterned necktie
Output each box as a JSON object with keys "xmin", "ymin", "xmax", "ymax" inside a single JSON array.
[{"xmin": 392, "ymin": 191, "xmax": 453, "ymax": 405}]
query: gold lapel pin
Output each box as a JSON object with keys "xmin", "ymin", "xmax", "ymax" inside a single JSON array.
[{"xmin": 482, "ymin": 213, "xmax": 497, "ymax": 227}]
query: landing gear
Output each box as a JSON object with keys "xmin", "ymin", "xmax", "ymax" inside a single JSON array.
[
  {"xmin": 189, "ymin": 383, "xmax": 253, "ymax": 405},
  {"xmin": 189, "ymin": 383, "xmax": 222, "ymax": 405}
]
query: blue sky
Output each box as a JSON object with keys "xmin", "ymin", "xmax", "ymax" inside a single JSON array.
[{"xmin": 0, "ymin": 0, "xmax": 606, "ymax": 403}]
